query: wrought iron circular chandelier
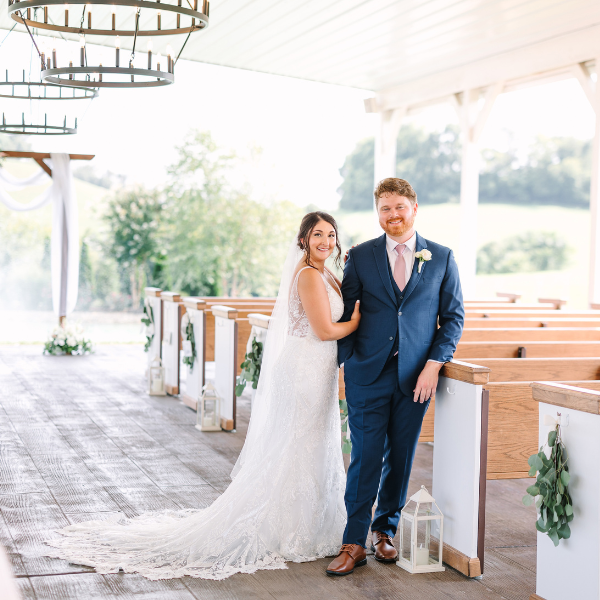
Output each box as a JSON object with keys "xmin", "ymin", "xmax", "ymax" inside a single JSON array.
[
  {"xmin": 0, "ymin": 70, "xmax": 98, "ymax": 99},
  {"xmin": 40, "ymin": 33, "xmax": 175, "ymax": 88},
  {"xmin": 9, "ymin": 0, "xmax": 209, "ymax": 37},
  {"xmin": 0, "ymin": 113, "xmax": 77, "ymax": 135}
]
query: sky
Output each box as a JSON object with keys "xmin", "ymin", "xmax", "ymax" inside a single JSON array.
[{"xmin": 0, "ymin": 30, "xmax": 596, "ymax": 210}]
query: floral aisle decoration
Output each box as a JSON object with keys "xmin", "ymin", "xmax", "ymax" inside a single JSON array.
[
  {"xmin": 235, "ymin": 338, "xmax": 263, "ymax": 397},
  {"xmin": 339, "ymin": 399, "xmax": 351, "ymax": 454},
  {"xmin": 182, "ymin": 314, "xmax": 196, "ymax": 372},
  {"xmin": 141, "ymin": 299, "xmax": 155, "ymax": 353},
  {"xmin": 44, "ymin": 323, "xmax": 92, "ymax": 356},
  {"xmin": 522, "ymin": 422, "xmax": 573, "ymax": 547}
]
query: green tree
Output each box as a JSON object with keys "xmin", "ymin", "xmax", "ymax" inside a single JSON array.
[
  {"xmin": 103, "ymin": 186, "xmax": 165, "ymax": 310},
  {"xmin": 164, "ymin": 131, "xmax": 301, "ymax": 297},
  {"xmin": 78, "ymin": 239, "xmax": 94, "ymax": 309}
]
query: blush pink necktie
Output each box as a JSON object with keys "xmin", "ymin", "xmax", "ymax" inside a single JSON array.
[{"xmin": 393, "ymin": 243, "xmax": 407, "ymax": 292}]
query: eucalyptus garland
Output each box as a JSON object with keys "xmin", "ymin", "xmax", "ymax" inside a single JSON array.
[
  {"xmin": 235, "ymin": 338, "xmax": 263, "ymax": 397},
  {"xmin": 141, "ymin": 301, "xmax": 155, "ymax": 353},
  {"xmin": 522, "ymin": 423, "xmax": 573, "ymax": 547},
  {"xmin": 339, "ymin": 399, "xmax": 351, "ymax": 454},
  {"xmin": 182, "ymin": 317, "xmax": 196, "ymax": 372}
]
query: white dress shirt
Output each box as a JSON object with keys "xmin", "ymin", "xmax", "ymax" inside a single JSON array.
[{"xmin": 386, "ymin": 231, "xmax": 417, "ymax": 285}]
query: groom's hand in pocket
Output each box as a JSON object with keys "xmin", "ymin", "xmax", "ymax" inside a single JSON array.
[{"xmin": 413, "ymin": 361, "xmax": 443, "ymax": 403}]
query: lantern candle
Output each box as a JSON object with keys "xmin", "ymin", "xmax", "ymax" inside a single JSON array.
[
  {"xmin": 415, "ymin": 545, "xmax": 429, "ymax": 566},
  {"xmin": 79, "ymin": 35, "xmax": 85, "ymax": 67},
  {"xmin": 115, "ymin": 36, "xmax": 120, "ymax": 67}
]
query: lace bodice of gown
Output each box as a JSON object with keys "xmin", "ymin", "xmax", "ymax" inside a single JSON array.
[
  {"xmin": 43, "ymin": 264, "xmax": 347, "ymax": 581},
  {"xmin": 288, "ymin": 266, "xmax": 344, "ymax": 338}
]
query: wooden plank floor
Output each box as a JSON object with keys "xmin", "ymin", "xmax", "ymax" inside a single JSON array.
[{"xmin": 0, "ymin": 346, "xmax": 537, "ymax": 600}]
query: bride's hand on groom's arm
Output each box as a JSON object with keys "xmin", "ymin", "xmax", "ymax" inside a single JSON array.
[{"xmin": 413, "ymin": 361, "xmax": 443, "ymax": 403}]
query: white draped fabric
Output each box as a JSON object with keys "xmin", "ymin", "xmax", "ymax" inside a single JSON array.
[{"xmin": 0, "ymin": 154, "xmax": 79, "ymax": 316}]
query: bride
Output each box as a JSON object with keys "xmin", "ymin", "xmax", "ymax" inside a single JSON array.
[{"xmin": 45, "ymin": 211, "xmax": 361, "ymax": 581}]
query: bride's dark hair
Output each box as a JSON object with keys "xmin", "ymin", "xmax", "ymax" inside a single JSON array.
[{"xmin": 297, "ymin": 211, "xmax": 342, "ymax": 270}]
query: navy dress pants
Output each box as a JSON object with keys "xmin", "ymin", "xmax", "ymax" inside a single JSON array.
[{"xmin": 342, "ymin": 355, "xmax": 430, "ymax": 547}]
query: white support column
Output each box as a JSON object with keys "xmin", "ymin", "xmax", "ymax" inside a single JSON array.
[
  {"xmin": 373, "ymin": 107, "xmax": 406, "ymax": 186},
  {"xmin": 455, "ymin": 84, "xmax": 503, "ymax": 299},
  {"xmin": 578, "ymin": 60, "xmax": 600, "ymax": 306}
]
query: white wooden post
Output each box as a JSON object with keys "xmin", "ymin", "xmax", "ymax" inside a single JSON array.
[
  {"xmin": 161, "ymin": 292, "xmax": 184, "ymax": 396},
  {"xmin": 454, "ymin": 84, "xmax": 503, "ymax": 299},
  {"xmin": 212, "ymin": 305, "xmax": 238, "ymax": 431},
  {"xmin": 144, "ymin": 287, "xmax": 163, "ymax": 371},
  {"xmin": 181, "ymin": 297, "xmax": 207, "ymax": 411},
  {"xmin": 575, "ymin": 60, "xmax": 600, "ymax": 307},
  {"xmin": 530, "ymin": 382, "xmax": 600, "ymax": 600},
  {"xmin": 432, "ymin": 360, "xmax": 491, "ymax": 578},
  {"xmin": 373, "ymin": 107, "xmax": 406, "ymax": 185}
]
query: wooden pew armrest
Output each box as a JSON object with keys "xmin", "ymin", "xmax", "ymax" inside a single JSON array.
[
  {"xmin": 183, "ymin": 297, "xmax": 207, "ymax": 310},
  {"xmin": 441, "ymin": 359, "xmax": 490, "ymax": 385},
  {"xmin": 248, "ymin": 313, "xmax": 271, "ymax": 329},
  {"xmin": 531, "ymin": 382, "xmax": 600, "ymax": 415},
  {"xmin": 212, "ymin": 305, "xmax": 239, "ymax": 319}
]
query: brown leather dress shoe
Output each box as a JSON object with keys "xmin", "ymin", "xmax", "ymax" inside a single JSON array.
[
  {"xmin": 371, "ymin": 531, "xmax": 398, "ymax": 563},
  {"xmin": 326, "ymin": 544, "xmax": 367, "ymax": 576}
]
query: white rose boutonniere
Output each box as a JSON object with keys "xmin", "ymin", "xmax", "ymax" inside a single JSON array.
[{"xmin": 415, "ymin": 249, "xmax": 432, "ymax": 273}]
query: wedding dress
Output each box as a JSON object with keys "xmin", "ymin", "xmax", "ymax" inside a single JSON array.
[{"xmin": 45, "ymin": 245, "xmax": 347, "ymax": 581}]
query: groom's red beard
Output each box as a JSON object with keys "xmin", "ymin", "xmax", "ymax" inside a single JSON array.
[{"xmin": 382, "ymin": 214, "xmax": 415, "ymax": 237}]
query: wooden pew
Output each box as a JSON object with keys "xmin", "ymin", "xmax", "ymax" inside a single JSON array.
[
  {"xmin": 466, "ymin": 358, "xmax": 600, "ymax": 382},
  {"xmin": 461, "ymin": 328, "xmax": 600, "ymax": 342},
  {"xmin": 206, "ymin": 306, "xmax": 274, "ymax": 361},
  {"xmin": 464, "ymin": 309, "xmax": 600, "ymax": 319},
  {"xmin": 455, "ymin": 341, "xmax": 600, "ymax": 359},
  {"xmin": 463, "ymin": 318, "xmax": 600, "ymax": 329}
]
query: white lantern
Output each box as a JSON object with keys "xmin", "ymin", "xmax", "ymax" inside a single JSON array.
[
  {"xmin": 148, "ymin": 356, "xmax": 166, "ymax": 396},
  {"xmin": 397, "ymin": 485, "xmax": 445, "ymax": 574},
  {"xmin": 196, "ymin": 383, "xmax": 222, "ymax": 431}
]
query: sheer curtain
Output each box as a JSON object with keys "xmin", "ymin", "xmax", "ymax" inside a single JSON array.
[{"xmin": 0, "ymin": 153, "xmax": 79, "ymax": 316}]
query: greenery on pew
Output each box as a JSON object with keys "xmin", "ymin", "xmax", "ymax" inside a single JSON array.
[
  {"xmin": 522, "ymin": 423, "xmax": 573, "ymax": 547},
  {"xmin": 339, "ymin": 399, "xmax": 351, "ymax": 455},
  {"xmin": 235, "ymin": 338, "xmax": 263, "ymax": 397},
  {"xmin": 141, "ymin": 301, "xmax": 155, "ymax": 353},
  {"xmin": 182, "ymin": 316, "xmax": 196, "ymax": 371}
]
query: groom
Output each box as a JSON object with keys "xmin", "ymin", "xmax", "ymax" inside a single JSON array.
[{"xmin": 327, "ymin": 177, "xmax": 464, "ymax": 576}]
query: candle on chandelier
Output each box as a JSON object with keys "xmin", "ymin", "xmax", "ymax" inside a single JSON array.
[
  {"xmin": 157, "ymin": 10, "xmax": 161, "ymax": 30},
  {"xmin": 65, "ymin": 8, "xmax": 68, "ymax": 26},
  {"xmin": 80, "ymin": 35, "xmax": 85, "ymax": 67},
  {"xmin": 156, "ymin": 53, "xmax": 161, "ymax": 72},
  {"xmin": 52, "ymin": 39, "xmax": 57, "ymax": 69},
  {"xmin": 44, "ymin": 6, "xmax": 48, "ymax": 23},
  {"xmin": 115, "ymin": 36, "xmax": 120, "ymax": 67},
  {"xmin": 40, "ymin": 41, "xmax": 46, "ymax": 70},
  {"xmin": 87, "ymin": 4, "xmax": 92, "ymax": 29},
  {"xmin": 99, "ymin": 64, "xmax": 102, "ymax": 83},
  {"xmin": 69, "ymin": 60, "xmax": 73, "ymax": 80},
  {"xmin": 147, "ymin": 39, "xmax": 153, "ymax": 70},
  {"xmin": 177, "ymin": 0, "xmax": 181, "ymax": 28},
  {"xmin": 112, "ymin": 6, "xmax": 116, "ymax": 30},
  {"xmin": 167, "ymin": 44, "xmax": 173, "ymax": 73}
]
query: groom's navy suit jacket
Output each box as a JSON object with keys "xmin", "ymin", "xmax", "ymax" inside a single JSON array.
[{"xmin": 338, "ymin": 232, "xmax": 464, "ymax": 396}]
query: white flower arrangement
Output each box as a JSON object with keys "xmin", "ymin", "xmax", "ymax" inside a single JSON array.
[
  {"xmin": 44, "ymin": 322, "xmax": 92, "ymax": 356},
  {"xmin": 415, "ymin": 249, "xmax": 432, "ymax": 273}
]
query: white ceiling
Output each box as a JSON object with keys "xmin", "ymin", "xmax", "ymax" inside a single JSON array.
[{"xmin": 2, "ymin": 0, "xmax": 600, "ymax": 95}]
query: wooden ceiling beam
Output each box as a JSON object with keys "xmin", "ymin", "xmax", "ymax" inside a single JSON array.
[{"xmin": 0, "ymin": 151, "xmax": 94, "ymax": 160}]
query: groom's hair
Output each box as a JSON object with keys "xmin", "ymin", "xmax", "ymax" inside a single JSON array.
[{"xmin": 374, "ymin": 178, "xmax": 417, "ymax": 207}]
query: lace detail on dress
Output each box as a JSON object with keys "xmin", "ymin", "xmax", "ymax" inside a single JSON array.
[
  {"xmin": 43, "ymin": 265, "xmax": 347, "ymax": 581},
  {"xmin": 288, "ymin": 267, "xmax": 343, "ymax": 338}
]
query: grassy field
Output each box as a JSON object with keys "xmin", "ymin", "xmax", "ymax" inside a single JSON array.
[{"xmin": 334, "ymin": 203, "xmax": 589, "ymax": 309}]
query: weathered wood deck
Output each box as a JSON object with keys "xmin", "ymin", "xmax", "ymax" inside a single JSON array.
[{"xmin": 0, "ymin": 346, "xmax": 536, "ymax": 600}]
